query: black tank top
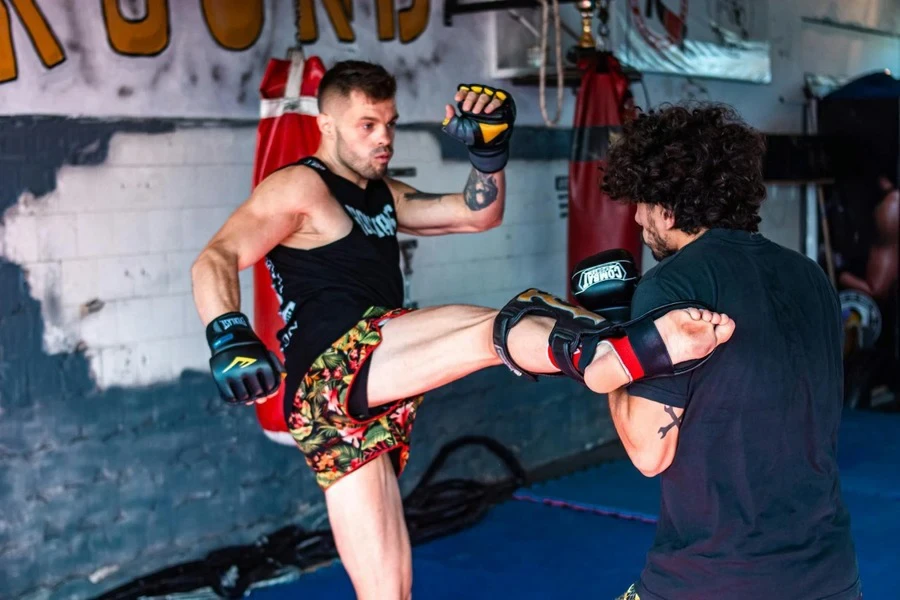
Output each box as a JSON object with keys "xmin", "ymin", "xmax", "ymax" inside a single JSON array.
[{"xmin": 264, "ymin": 156, "xmax": 404, "ymax": 379}]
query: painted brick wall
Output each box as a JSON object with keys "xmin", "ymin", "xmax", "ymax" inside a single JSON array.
[
  {"xmin": 2, "ymin": 2, "xmax": 894, "ymax": 595},
  {"xmin": 0, "ymin": 114, "xmax": 818, "ymax": 599},
  {"xmin": 0, "ymin": 117, "xmax": 614, "ymax": 600}
]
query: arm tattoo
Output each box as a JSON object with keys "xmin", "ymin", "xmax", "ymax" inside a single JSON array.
[
  {"xmin": 463, "ymin": 170, "xmax": 499, "ymax": 211},
  {"xmin": 657, "ymin": 405, "xmax": 683, "ymax": 439},
  {"xmin": 405, "ymin": 191, "xmax": 445, "ymax": 202}
]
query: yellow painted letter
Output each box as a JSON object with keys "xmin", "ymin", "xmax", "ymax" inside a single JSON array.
[
  {"xmin": 201, "ymin": 0, "xmax": 263, "ymax": 51},
  {"xmin": 102, "ymin": 0, "xmax": 170, "ymax": 56}
]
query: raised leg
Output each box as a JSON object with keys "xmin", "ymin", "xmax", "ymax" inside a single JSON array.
[
  {"xmin": 367, "ymin": 304, "xmax": 556, "ymax": 405},
  {"xmin": 368, "ymin": 300, "xmax": 734, "ymax": 405}
]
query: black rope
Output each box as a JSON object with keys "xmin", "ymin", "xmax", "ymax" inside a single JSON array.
[{"xmin": 92, "ymin": 436, "xmax": 527, "ymax": 600}]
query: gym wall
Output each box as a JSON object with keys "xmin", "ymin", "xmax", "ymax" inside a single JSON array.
[{"xmin": 0, "ymin": 1, "xmax": 896, "ymax": 598}]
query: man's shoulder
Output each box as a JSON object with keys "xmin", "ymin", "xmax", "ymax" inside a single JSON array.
[
  {"xmin": 262, "ymin": 160, "xmax": 330, "ymax": 196},
  {"xmin": 640, "ymin": 247, "xmax": 701, "ymax": 286}
]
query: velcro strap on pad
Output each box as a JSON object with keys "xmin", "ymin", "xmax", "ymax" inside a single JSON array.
[
  {"xmin": 549, "ymin": 323, "xmax": 583, "ymax": 382},
  {"xmin": 624, "ymin": 316, "xmax": 673, "ymax": 378}
]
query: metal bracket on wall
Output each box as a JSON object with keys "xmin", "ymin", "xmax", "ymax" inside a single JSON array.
[
  {"xmin": 801, "ymin": 16, "xmax": 900, "ymax": 40},
  {"xmin": 400, "ymin": 240, "xmax": 419, "ymax": 309},
  {"xmin": 388, "ymin": 167, "xmax": 417, "ymax": 178},
  {"xmin": 443, "ymin": 0, "xmax": 584, "ymax": 26}
]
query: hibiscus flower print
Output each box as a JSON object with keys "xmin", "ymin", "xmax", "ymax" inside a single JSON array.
[
  {"xmin": 340, "ymin": 425, "xmax": 367, "ymax": 448},
  {"xmin": 390, "ymin": 403, "xmax": 414, "ymax": 428},
  {"xmin": 322, "ymin": 386, "xmax": 342, "ymax": 414}
]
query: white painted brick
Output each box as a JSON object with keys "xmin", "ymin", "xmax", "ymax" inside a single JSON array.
[
  {"xmin": 99, "ymin": 346, "xmax": 133, "ymax": 388},
  {"xmin": 1, "ymin": 214, "xmax": 39, "ymax": 263},
  {"xmin": 61, "ymin": 164, "xmax": 250, "ymax": 215},
  {"xmin": 241, "ymin": 282, "xmax": 256, "ymax": 329},
  {"xmin": 169, "ymin": 335, "xmax": 213, "ymax": 375},
  {"xmin": 79, "ymin": 302, "xmax": 120, "ymax": 349},
  {"xmin": 167, "ymin": 251, "xmax": 197, "ymax": 294},
  {"xmin": 115, "ymin": 298, "xmax": 156, "ymax": 344},
  {"xmin": 116, "ymin": 296, "xmax": 183, "ymax": 343},
  {"xmin": 94, "ymin": 256, "xmax": 137, "ymax": 300},
  {"xmin": 35, "ymin": 215, "xmax": 79, "ymax": 261},
  {"xmin": 182, "ymin": 294, "xmax": 204, "ymax": 339},
  {"xmin": 413, "ymin": 250, "xmax": 566, "ymax": 308},
  {"xmin": 153, "ymin": 295, "xmax": 187, "ymax": 339},
  {"xmin": 76, "ymin": 213, "xmax": 120, "ymax": 258},
  {"xmin": 131, "ymin": 254, "xmax": 170, "ymax": 298},
  {"xmin": 19, "ymin": 187, "xmax": 67, "ymax": 216},
  {"xmin": 44, "ymin": 303, "xmax": 83, "ymax": 354},
  {"xmin": 99, "ymin": 341, "xmax": 177, "ymax": 388},
  {"xmin": 181, "ymin": 208, "xmax": 234, "ymax": 251},
  {"xmin": 113, "ymin": 212, "xmax": 153, "ymax": 256},
  {"xmin": 410, "ymin": 260, "xmax": 488, "ymax": 301},
  {"xmin": 146, "ymin": 210, "xmax": 185, "ymax": 253},
  {"xmin": 62, "ymin": 166, "xmax": 163, "ymax": 213},
  {"xmin": 238, "ymin": 266, "xmax": 255, "ymax": 290},
  {"xmin": 177, "ymin": 165, "xmax": 253, "ymax": 209},
  {"xmin": 23, "ymin": 260, "xmax": 62, "ymax": 307},
  {"xmin": 409, "ymin": 236, "xmax": 461, "ymax": 268},
  {"xmin": 61, "ymin": 258, "xmax": 100, "ymax": 307},
  {"xmin": 393, "ymin": 131, "xmax": 440, "ymax": 164},
  {"xmin": 105, "ymin": 128, "xmax": 257, "ymax": 167}
]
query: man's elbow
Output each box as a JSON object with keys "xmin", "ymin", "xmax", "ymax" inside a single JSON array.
[
  {"xmin": 629, "ymin": 447, "xmax": 674, "ymax": 478},
  {"xmin": 471, "ymin": 209, "xmax": 504, "ymax": 232}
]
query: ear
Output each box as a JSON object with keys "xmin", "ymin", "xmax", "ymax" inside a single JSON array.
[
  {"xmin": 659, "ymin": 206, "xmax": 677, "ymax": 231},
  {"xmin": 317, "ymin": 113, "xmax": 334, "ymax": 138}
]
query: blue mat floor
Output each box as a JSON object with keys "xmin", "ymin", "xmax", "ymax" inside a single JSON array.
[{"xmin": 249, "ymin": 410, "xmax": 899, "ymax": 599}]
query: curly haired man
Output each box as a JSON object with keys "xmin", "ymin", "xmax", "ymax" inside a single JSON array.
[{"xmin": 603, "ymin": 104, "xmax": 862, "ymax": 600}]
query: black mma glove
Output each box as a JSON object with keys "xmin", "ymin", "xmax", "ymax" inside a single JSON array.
[
  {"xmin": 206, "ymin": 312, "xmax": 285, "ymax": 404},
  {"xmin": 442, "ymin": 84, "xmax": 516, "ymax": 173},
  {"xmin": 570, "ymin": 249, "xmax": 641, "ymax": 323}
]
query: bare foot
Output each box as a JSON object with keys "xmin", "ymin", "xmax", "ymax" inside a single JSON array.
[{"xmin": 655, "ymin": 307, "xmax": 735, "ymax": 364}]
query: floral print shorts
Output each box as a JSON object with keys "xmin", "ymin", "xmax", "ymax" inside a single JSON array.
[{"xmin": 287, "ymin": 306, "xmax": 424, "ymax": 490}]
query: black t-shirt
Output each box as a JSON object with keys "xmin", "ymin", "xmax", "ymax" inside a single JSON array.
[{"xmin": 629, "ymin": 228, "xmax": 861, "ymax": 600}]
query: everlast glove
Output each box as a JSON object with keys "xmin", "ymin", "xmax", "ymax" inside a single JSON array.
[
  {"xmin": 570, "ymin": 249, "xmax": 641, "ymax": 323},
  {"xmin": 206, "ymin": 312, "xmax": 285, "ymax": 404},
  {"xmin": 442, "ymin": 84, "xmax": 516, "ymax": 174}
]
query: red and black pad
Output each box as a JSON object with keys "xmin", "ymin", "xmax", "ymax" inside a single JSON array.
[
  {"xmin": 252, "ymin": 50, "xmax": 326, "ymax": 445},
  {"xmin": 567, "ymin": 51, "xmax": 642, "ymax": 303}
]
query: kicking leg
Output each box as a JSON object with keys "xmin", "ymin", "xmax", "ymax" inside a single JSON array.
[
  {"xmin": 367, "ymin": 304, "xmax": 556, "ymax": 405},
  {"xmin": 325, "ymin": 454, "xmax": 412, "ymax": 600},
  {"xmin": 367, "ymin": 298, "xmax": 733, "ymax": 407}
]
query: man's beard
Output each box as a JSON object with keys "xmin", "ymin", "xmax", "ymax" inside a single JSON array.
[
  {"xmin": 336, "ymin": 135, "xmax": 391, "ymax": 180},
  {"xmin": 644, "ymin": 227, "xmax": 676, "ymax": 261}
]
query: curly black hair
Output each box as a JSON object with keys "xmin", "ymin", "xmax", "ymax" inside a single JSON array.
[{"xmin": 602, "ymin": 103, "xmax": 767, "ymax": 234}]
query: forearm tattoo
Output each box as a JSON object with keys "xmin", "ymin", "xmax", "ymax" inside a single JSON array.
[
  {"xmin": 463, "ymin": 170, "xmax": 499, "ymax": 211},
  {"xmin": 657, "ymin": 405, "xmax": 683, "ymax": 439}
]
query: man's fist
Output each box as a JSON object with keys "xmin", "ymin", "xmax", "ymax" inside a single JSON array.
[
  {"xmin": 442, "ymin": 84, "xmax": 516, "ymax": 174},
  {"xmin": 206, "ymin": 312, "xmax": 285, "ymax": 405}
]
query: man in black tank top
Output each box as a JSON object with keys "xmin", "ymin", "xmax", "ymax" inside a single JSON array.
[
  {"xmin": 601, "ymin": 105, "xmax": 862, "ymax": 600},
  {"xmin": 190, "ymin": 61, "xmax": 736, "ymax": 599}
]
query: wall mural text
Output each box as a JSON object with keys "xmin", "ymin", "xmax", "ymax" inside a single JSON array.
[{"xmin": 0, "ymin": 0, "xmax": 431, "ymax": 84}]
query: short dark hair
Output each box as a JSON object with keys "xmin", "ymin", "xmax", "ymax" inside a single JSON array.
[
  {"xmin": 602, "ymin": 103, "xmax": 768, "ymax": 234},
  {"xmin": 317, "ymin": 60, "xmax": 397, "ymax": 111}
]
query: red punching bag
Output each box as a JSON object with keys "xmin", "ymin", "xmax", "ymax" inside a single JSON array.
[
  {"xmin": 252, "ymin": 49, "xmax": 326, "ymax": 445},
  {"xmin": 568, "ymin": 52, "xmax": 641, "ymax": 302}
]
